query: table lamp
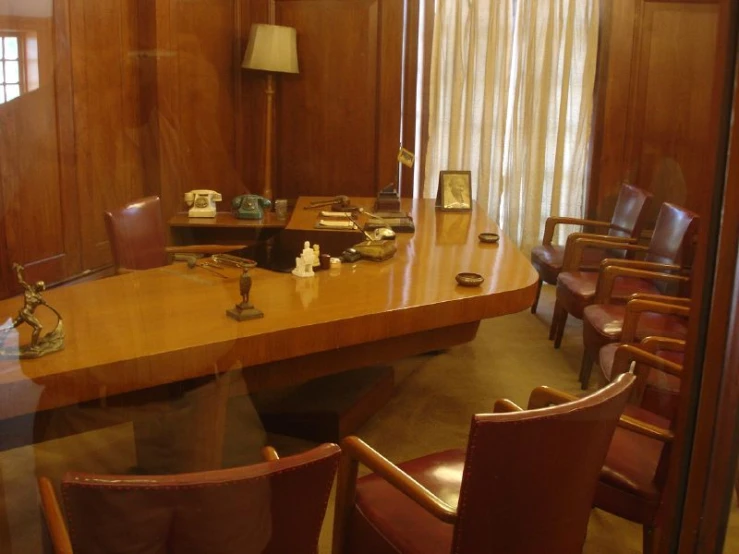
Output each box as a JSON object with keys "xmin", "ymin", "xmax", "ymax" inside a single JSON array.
[{"xmin": 242, "ymin": 23, "xmax": 299, "ymax": 201}]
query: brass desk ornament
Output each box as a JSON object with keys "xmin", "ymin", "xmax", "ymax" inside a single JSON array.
[
  {"xmin": 227, "ymin": 267, "xmax": 264, "ymax": 321},
  {"xmin": 1, "ymin": 263, "xmax": 65, "ymax": 358}
]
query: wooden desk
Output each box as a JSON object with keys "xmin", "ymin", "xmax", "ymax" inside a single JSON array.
[
  {"xmin": 168, "ymin": 211, "xmax": 288, "ymax": 246},
  {"xmin": 0, "ymin": 198, "xmax": 537, "ymax": 422}
]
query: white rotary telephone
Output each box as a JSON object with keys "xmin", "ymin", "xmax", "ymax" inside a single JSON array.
[{"xmin": 184, "ymin": 190, "xmax": 222, "ymax": 218}]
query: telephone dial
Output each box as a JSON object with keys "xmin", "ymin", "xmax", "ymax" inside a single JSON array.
[
  {"xmin": 184, "ymin": 190, "xmax": 221, "ymax": 218},
  {"xmin": 232, "ymin": 194, "xmax": 272, "ymax": 220}
]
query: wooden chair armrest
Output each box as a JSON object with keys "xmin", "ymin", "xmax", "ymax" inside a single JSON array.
[
  {"xmin": 340, "ymin": 436, "xmax": 457, "ymax": 523},
  {"xmin": 493, "ymin": 399, "xmax": 524, "ymax": 413},
  {"xmin": 38, "ymin": 477, "xmax": 74, "ymax": 554},
  {"xmin": 599, "ymin": 258, "xmax": 683, "ymax": 272},
  {"xmin": 640, "ymin": 336, "xmax": 686, "ymax": 353},
  {"xmin": 594, "ymin": 267, "xmax": 690, "ymax": 304},
  {"xmin": 542, "ymin": 217, "xmax": 611, "ymax": 245},
  {"xmin": 620, "ymin": 300, "xmax": 690, "ymax": 341},
  {"xmin": 333, "ymin": 436, "xmax": 457, "ymax": 554},
  {"xmin": 611, "ymin": 344, "xmax": 683, "ymax": 381},
  {"xmin": 527, "ymin": 386, "xmax": 578, "ymax": 410},
  {"xmin": 618, "ymin": 414, "xmax": 674, "ymax": 442},
  {"xmin": 628, "ymin": 294, "xmax": 691, "ymax": 306},
  {"xmin": 562, "ymin": 238, "xmax": 646, "ymax": 271},
  {"xmin": 165, "ymin": 244, "xmax": 248, "ymax": 255},
  {"xmin": 261, "ymin": 446, "xmax": 280, "ymax": 461}
]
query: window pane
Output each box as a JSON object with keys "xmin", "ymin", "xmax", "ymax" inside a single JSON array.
[
  {"xmin": 0, "ymin": 37, "xmax": 3, "ymax": 59},
  {"xmin": 5, "ymin": 61, "xmax": 19, "ymax": 84},
  {"xmin": 3, "ymin": 37, "xmax": 18, "ymax": 60},
  {"xmin": 5, "ymin": 84, "xmax": 19, "ymax": 101},
  {"xmin": 0, "ymin": 62, "xmax": 4, "ymax": 84}
]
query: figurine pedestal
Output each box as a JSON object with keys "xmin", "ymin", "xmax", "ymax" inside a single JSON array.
[{"xmin": 226, "ymin": 303, "xmax": 264, "ymax": 321}]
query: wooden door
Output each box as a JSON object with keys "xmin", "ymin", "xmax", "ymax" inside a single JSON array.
[
  {"xmin": 0, "ymin": 3, "xmax": 81, "ymax": 291},
  {"xmin": 590, "ymin": 0, "xmax": 720, "ymax": 225}
]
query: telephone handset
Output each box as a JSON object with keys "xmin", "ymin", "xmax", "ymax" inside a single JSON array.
[
  {"xmin": 232, "ymin": 194, "xmax": 272, "ymax": 220},
  {"xmin": 184, "ymin": 190, "xmax": 222, "ymax": 218}
]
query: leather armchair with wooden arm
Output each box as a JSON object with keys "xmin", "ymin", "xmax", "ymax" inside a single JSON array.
[
  {"xmin": 39, "ymin": 444, "xmax": 340, "ymax": 554},
  {"xmin": 529, "ymin": 183, "xmax": 651, "ymax": 314},
  {"xmin": 526, "ymin": 346, "xmax": 679, "ymax": 554},
  {"xmin": 550, "ymin": 202, "xmax": 698, "ymax": 349},
  {"xmin": 579, "ymin": 287, "xmax": 690, "ymax": 389},
  {"xmin": 104, "ymin": 196, "xmax": 248, "ymax": 274},
  {"xmin": 332, "ymin": 374, "xmax": 635, "ymax": 554}
]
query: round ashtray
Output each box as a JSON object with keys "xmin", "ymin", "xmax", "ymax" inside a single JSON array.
[
  {"xmin": 478, "ymin": 232, "xmax": 500, "ymax": 244},
  {"xmin": 456, "ymin": 272, "xmax": 485, "ymax": 287}
]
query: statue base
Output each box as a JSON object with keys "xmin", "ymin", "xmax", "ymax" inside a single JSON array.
[
  {"xmin": 0, "ymin": 322, "xmax": 65, "ymax": 359},
  {"xmin": 226, "ymin": 302, "xmax": 264, "ymax": 321}
]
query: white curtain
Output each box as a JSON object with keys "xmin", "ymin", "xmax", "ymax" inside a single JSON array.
[{"xmin": 423, "ymin": 0, "xmax": 600, "ymax": 252}]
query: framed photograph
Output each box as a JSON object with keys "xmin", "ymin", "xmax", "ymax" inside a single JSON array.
[{"xmin": 436, "ymin": 171, "xmax": 472, "ymax": 211}]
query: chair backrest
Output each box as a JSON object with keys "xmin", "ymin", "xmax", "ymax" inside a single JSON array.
[
  {"xmin": 59, "ymin": 443, "xmax": 340, "ymax": 554},
  {"xmin": 452, "ymin": 374, "xmax": 635, "ymax": 554},
  {"xmin": 607, "ymin": 183, "xmax": 653, "ymax": 239},
  {"xmin": 645, "ymin": 202, "xmax": 700, "ymax": 266},
  {"xmin": 104, "ymin": 196, "xmax": 169, "ymax": 271}
]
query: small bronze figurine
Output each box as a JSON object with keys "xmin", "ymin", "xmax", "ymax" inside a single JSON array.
[
  {"xmin": 239, "ymin": 269, "xmax": 252, "ymax": 307},
  {"xmin": 226, "ymin": 267, "xmax": 263, "ymax": 321},
  {"xmin": 1, "ymin": 263, "xmax": 65, "ymax": 358}
]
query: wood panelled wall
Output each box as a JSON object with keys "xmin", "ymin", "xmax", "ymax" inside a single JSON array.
[
  {"xmin": 589, "ymin": 0, "xmax": 720, "ymax": 226},
  {"xmin": 0, "ymin": 0, "xmax": 412, "ymax": 296}
]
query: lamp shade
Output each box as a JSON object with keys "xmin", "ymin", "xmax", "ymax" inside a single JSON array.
[{"xmin": 242, "ymin": 24, "xmax": 299, "ymax": 74}]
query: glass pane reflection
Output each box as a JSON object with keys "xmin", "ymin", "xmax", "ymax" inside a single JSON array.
[
  {"xmin": 3, "ymin": 37, "xmax": 18, "ymax": 60},
  {"xmin": 5, "ymin": 61, "xmax": 19, "ymax": 84}
]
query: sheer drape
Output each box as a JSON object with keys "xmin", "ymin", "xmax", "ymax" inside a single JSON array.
[{"xmin": 423, "ymin": 0, "xmax": 600, "ymax": 252}]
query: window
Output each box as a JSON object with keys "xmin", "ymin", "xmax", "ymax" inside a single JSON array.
[{"xmin": 0, "ymin": 33, "xmax": 26, "ymax": 104}]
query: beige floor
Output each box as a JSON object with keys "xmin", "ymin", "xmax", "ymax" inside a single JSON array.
[{"xmin": 1, "ymin": 285, "xmax": 737, "ymax": 553}]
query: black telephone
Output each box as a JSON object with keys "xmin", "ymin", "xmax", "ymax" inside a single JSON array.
[{"xmin": 232, "ymin": 194, "xmax": 272, "ymax": 220}]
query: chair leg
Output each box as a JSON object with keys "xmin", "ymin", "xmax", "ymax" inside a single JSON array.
[
  {"xmin": 530, "ymin": 280, "xmax": 543, "ymax": 314},
  {"xmin": 549, "ymin": 300, "xmax": 562, "ymax": 340},
  {"xmin": 579, "ymin": 352, "xmax": 593, "ymax": 390},
  {"xmin": 642, "ymin": 524, "xmax": 659, "ymax": 554},
  {"xmin": 553, "ymin": 310, "xmax": 567, "ymax": 349}
]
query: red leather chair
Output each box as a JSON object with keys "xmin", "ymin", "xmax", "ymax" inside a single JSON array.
[
  {"xmin": 550, "ymin": 202, "xmax": 698, "ymax": 349},
  {"xmin": 104, "ymin": 196, "xmax": 245, "ymax": 273},
  {"xmin": 38, "ymin": 444, "xmax": 340, "ymax": 554},
  {"xmin": 600, "ymin": 335, "xmax": 685, "ymax": 421},
  {"xmin": 594, "ymin": 345, "xmax": 683, "ymax": 554},
  {"xmin": 584, "ymin": 295, "xmax": 689, "ymax": 390},
  {"xmin": 332, "ymin": 374, "xmax": 635, "ymax": 554},
  {"xmin": 530, "ymin": 183, "xmax": 652, "ymax": 314}
]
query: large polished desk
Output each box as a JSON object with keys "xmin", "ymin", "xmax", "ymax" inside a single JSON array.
[{"xmin": 0, "ymin": 197, "xmax": 538, "ymax": 423}]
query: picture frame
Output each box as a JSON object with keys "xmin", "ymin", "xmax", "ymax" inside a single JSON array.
[{"xmin": 436, "ymin": 171, "xmax": 473, "ymax": 211}]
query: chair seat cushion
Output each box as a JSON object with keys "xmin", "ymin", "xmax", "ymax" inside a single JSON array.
[
  {"xmin": 531, "ymin": 245, "xmax": 606, "ymax": 285},
  {"xmin": 600, "ymin": 405, "xmax": 669, "ymax": 501},
  {"xmin": 346, "ymin": 449, "xmax": 465, "ymax": 554},
  {"xmin": 584, "ymin": 304, "xmax": 689, "ymax": 343},
  {"xmin": 556, "ymin": 273, "xmax": 659, "ymax": 319}
]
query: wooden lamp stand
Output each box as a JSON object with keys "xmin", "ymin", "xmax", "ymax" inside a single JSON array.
[{"xmin": 242, "ymin": 24, "xmax": 299, "ymax": 201}]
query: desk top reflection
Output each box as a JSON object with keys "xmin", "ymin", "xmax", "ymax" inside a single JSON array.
[{"xmin": 0, "ymin": 197, "xmax": 538, "ymax": 421}]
